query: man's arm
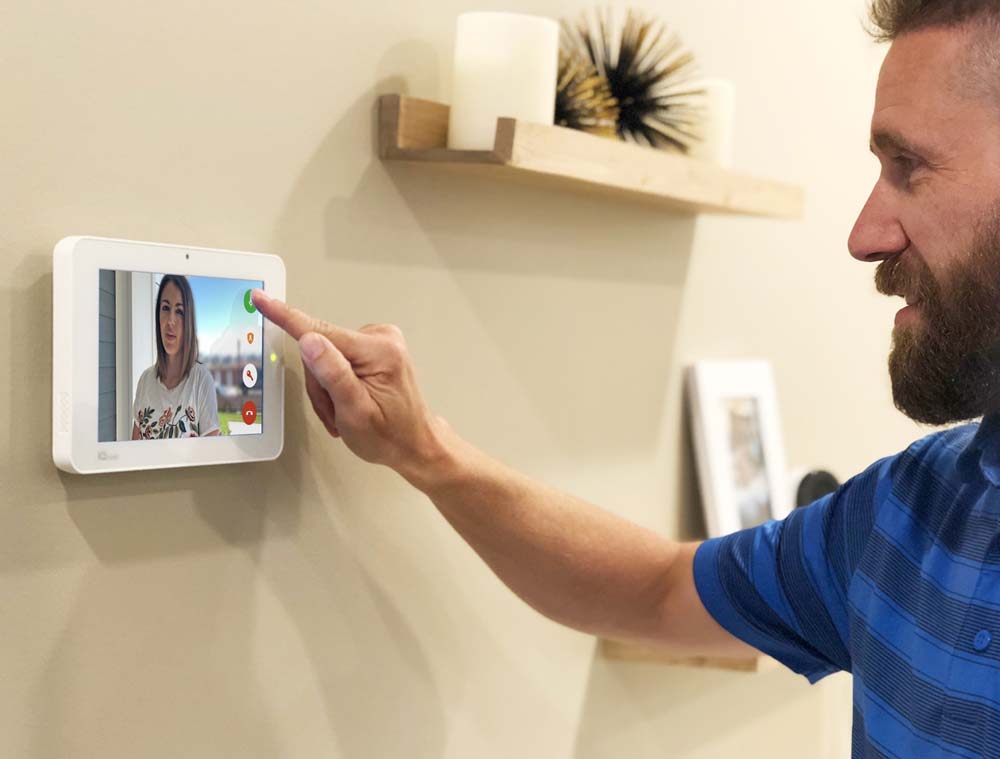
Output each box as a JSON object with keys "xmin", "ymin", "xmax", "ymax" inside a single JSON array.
[
  {"xmin": 251, "ymin": 290, "xmax": 757, "ymax": 657},
  {"xmin": 401, "ymin": 422, "xmax": 758, "ymax": 656}
]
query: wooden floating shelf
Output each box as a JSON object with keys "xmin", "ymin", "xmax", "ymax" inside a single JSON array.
[
  {"xmin": 600, "ymin": 638, "xmax": 779, "ymax": 674},
  {"xmin": 378, "ymin": 94, "xmax": 804, "ymax": 219}
]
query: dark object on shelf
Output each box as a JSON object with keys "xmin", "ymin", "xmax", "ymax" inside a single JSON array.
[
  {"xmin": 554, "ymin": 49, "xmax": 619, "ymax": 138},
  {"xmin": 561, "ymin": 8, "xmax": 705, "ymax": 152},
  {"xmin": 794, "ymin": 469, "xmax": 841, "ymax": 508}
]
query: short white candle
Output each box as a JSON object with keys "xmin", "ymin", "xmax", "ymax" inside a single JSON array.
[
  {"xmin": 687, "ymin": 78, "xmax": 735, "ymax": 167},
  {"xmin": 447, "ymin": 12, "xmax": 559, "ymax": 151}
]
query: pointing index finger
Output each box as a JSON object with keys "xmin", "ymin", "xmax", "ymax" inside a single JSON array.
[
  {"xmin": 251, "ymin": 289, "xmax": 363, "ymax": 359},
  {"xmin": 251, "ymin": 288, "xmax": 307, "ymax": 339}
]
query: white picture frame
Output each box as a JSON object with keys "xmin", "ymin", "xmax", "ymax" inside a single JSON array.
[{"xmin": 685, "ymin": 360, "xmax": 791, "ymax": 538}]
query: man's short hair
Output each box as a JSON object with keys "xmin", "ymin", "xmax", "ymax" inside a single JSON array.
[
  {"xmin": 866, "ymin": 0, "xmax": 1000, "ymax": 41},
  {"xmin": 865, "ymin": 0, "xmax": 1000, "ymax": 104}
]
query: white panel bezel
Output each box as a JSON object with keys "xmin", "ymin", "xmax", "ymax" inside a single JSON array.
[{"xmin": 53, "ymin": 235, "xmax": 286, "ymax": 474}]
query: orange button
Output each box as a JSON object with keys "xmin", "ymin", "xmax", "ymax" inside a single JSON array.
[{"xmin": 241, "ymin": 400, "xmax": 257, "ymax": 426}]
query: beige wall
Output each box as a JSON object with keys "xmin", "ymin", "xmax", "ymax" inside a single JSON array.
[{"xmin": 2, "ymin": 0, "xmax": 923, "ymax": 756}]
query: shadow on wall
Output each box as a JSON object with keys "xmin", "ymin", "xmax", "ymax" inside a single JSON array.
[
  {"xmin": 73, "ymin": 372, "xmax": 454, "ymax": 757},
  {"xmin": 27, "ymin": 374, "xmax": 450, "ymax": 757},
  {"xmin": 572, "ymin": 652, "xmax": 828, "ymax": 758},
  {"xmin": 678, "ymin": 404, "xmax": 710, "ymax": 541},
  {"xmin": 271, "ymin": 71, "xmax": 699, "ymax": 465}
]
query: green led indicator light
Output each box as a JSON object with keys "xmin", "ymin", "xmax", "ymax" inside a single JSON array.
[{"xmin": 270, "ymin": 352, "xmax": 278, "ymax": 363}]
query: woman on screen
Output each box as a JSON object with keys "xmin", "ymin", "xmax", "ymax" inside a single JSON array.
[{"xmin": 131, "ymin": 275, "xmax": 220, "ymax": 439}]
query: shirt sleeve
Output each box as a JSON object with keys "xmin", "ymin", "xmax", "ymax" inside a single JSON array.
[
  {"xmin": 692, "ymin": 454, "xmax": 895, "ymax": 683},
  {"xmin": 197, "ymin": 366, "xmax": 220, "ymax": 435}
]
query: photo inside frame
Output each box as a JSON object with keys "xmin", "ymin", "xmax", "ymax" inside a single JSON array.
[{"xmin": 725, "ymin": 396, "xmax": 772, "ymax": 529}]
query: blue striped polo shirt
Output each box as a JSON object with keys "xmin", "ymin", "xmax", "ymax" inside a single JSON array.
[{"xmin": 693, "ymin": 413, "xmax": 1000, "ymax": 758}]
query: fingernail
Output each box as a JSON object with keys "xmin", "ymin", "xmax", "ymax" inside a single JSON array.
[
  {"xmin": 300, "ymin": 333, "xmax": 325, "ymax": 361},
  {"xmin": 251, "ymin": 288, "xmax": 270, "ymax": 306}
]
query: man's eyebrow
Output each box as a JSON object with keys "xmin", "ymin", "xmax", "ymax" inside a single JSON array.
[{"xmin": 869, "ymin": 129, "xmax": 935, "ymax": 158}]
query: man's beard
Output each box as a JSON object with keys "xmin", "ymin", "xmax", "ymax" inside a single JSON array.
[{"xmin": 875, "ymin": 200, "xmax": 1000, "ymax": 425}]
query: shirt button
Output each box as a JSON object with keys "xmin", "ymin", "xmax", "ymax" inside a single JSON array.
[{"xmin": 974, "ymin": 630, "xmax": 992, "ymax": 651}]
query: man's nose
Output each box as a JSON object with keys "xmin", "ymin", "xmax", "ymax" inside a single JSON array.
[{"xmin": 848, "ymin": 183, "xmax": 908, "ymax": 263}]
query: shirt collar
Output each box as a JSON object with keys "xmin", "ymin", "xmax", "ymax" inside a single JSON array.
[{"xmin": 957, "ymin": 412, "xmax": 1000, "ymax": 487}]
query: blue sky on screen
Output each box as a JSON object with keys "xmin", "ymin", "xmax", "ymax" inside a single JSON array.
[{"xmin": 187, "ymin": 275, "xmax": 263, "ymax": 357}]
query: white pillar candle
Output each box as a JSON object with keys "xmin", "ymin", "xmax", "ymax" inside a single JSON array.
[
  {"xmin": 687, "ymin": 78, "xmax": 735, "ymax": 167},
  {"xmin": 447, "ymin": 12, "xmax": 559, "ymax": 150}
]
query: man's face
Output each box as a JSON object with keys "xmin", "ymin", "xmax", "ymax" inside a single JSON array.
[{"xmin": 848, "ymin": 24, "xmax": 1000, "ymax": 425}]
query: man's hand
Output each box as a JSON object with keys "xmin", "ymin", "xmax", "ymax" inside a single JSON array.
[{"xmin": 250, "ymin": 289, "xmax": 446, "ymax": 478}]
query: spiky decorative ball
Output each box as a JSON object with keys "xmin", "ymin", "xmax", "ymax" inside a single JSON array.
[
  {"xmin": 554, "ymin": 49, "xmax": 619, "ymax": 138},
  {"xmin": 562, "ymin": 8, "xmax": 706, "ymax": 152}
]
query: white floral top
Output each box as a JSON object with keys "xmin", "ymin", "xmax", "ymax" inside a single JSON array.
[{"xmin": 132, "ymin": 363, "xmax": 220, "ymax": 439}]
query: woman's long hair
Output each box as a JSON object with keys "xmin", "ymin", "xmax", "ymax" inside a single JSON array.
[{"xmin": 154, "ymin": 274, "xmax": 199, "ymax": 383}]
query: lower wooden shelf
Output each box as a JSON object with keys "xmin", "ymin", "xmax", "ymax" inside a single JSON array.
[{"xmin": 600, "ymin": 638, "xmax": 779, "ymax": 673}]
